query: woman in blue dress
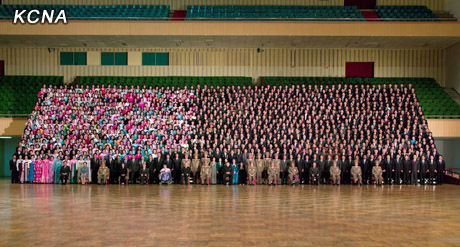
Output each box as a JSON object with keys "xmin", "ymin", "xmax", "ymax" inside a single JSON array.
[
  {"xmin": 28, "ymin": 155, "xmax": 35, "ymax": 183},
  {"xmin": 231, "ymin": 159, "xmax": 239, "ymax": 185},
  {"xmin": 53, "ymin": 159, "xmax": 62, "ymax": 184}
]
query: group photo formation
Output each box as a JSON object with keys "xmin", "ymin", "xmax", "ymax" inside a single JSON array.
[
  {"xmin": 1, "ymin": 0, "xmax": 460, "ymax": 246},
  {"xmin": 10, "ymin": 83, "xmax": 447, "ymax": 186}
]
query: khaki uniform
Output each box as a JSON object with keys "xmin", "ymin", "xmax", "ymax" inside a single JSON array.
[
  {"xmin": 263, "ymin": 157, "xmax": 272, "ymax": 184},
  {"xmin": 181, "ymin": 159, "xmax": 191, "ymax": 170},
  {"xmin": 329, "ymin": 166, "xmax": 341, "ymax": 185},
  {"xmin": 272, "ymin": 159, "xmax": 281, "ymax": 185},
  {"xmin": 255, "ymin": 158, "xmax": 264, "ymax": 185},
  {"xmin": 268, "ymin": 166, "xmax": 277, "ymax": 185},
  {"xmin": 351, "ymin": 166, "xmax": 362, "ymax": 184},
  {"xmin": 98, "ymin": 166, "xmax": 110, "ymax": 184},
  {"xmin": 247, "ymin": 166, "xmax": 257, "ymax": 185},
  {"xmin": 288, "ymin": 166, "xmax": 299, "ymax": 184},
  {"xmin": 372, "ymin": 166, "xmax": 383, "ymax": 185},
  {"xmin": 200, "ymin": 165, "xmax": 211, "ymax": 185},
  {"xmin": 191, "ymin": 158, "xmax": 201, "ymax": 184}
]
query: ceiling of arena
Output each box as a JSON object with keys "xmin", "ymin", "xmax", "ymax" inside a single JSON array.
[{"xmin": 0, "ymin": 35, "xmax": 458, "ymax": 49}]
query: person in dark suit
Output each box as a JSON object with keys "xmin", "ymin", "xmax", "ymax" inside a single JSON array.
[
  {"xmin": 295, "ymin": 154, "xmax": 304, "ymax": 184},
  {"xmin": 9, "ymin": 154, "xmax": 18, "ymax": 183},
  {"xmin": 403, "ymin": 155, "xmax": 411, "ymax": 185},
  {"xmin": 428, "ymin": 155, "xmax": 437, "ymax": 185},
  {"xmin": 172, "ymin": 153, "xmax": 182, "ymax": 184},
  {"xmin": 139, "ymin": 163, "xmax": 149, "ymax": 185},
  {"xmin": 393, "ymin": 154, "xmax": 402, "ymax": 185},
  {"xmin": 60, "ymin": 161, "xmax": 71, "ymax": 184},
  {"xmin": 383, "ymin": 154, "xmax": 393, "ymax": 185},
  {"xmin": 147, "ymin": 154, "xmax": 156, "ymax": 184},
  {"xmin": 128, "ymin": 158, "xmax": 139, "ymax": 184},
  {"xmin": 309, "ymin": 162, "xmax": 320, "ymax": 185},
  {"xmin": 418, "ymin": 155, "xmax": 427, "ymax": 185},
  {"xmin": 411, "ymin": 156, "xmax": 419, "ymax": 185},
  {"xmin": 437, "ymin": 155, "xmax": 446, "ymax": 185},
  {"xmin": 90, "ymin": 154, "xmax": 100, "ymax": 184}
]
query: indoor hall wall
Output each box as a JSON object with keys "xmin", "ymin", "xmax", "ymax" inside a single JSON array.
[
  {"xmin": 376, "ymin": 0, "xmax": 445, "ymax": 11},
  {"xmin": 0, "ymin": 47, "xmax": 446, "ymax": 85}
]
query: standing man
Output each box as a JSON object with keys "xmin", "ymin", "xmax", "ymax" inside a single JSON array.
[
  {"xmin": 192, "ymin": 154, "xmax": 201, "ymax": 184},
  {"xmin": 419, "ymin": 155, "xmax": 427, "ymax": 185},
  {"xmin": 410, "ymin": 156, "xmax": 419, "ymax": 185},
  {"xmin": 428, "ymin": 155, "xmax": 437, "ymax": 185},
  {"xmin": 173, "ymin": 153, "xmax": 182, "ymax": 184},
  {"xmin": 393, "ymin": 154, "xmax": 402, "ymax": 185},
  {"xmin": 403, "ymin": 155, "xmax": 411, "ymax": 185},
  {"xmin": 9, "ymin": 154, "xmax": 18, "ymax": 183},
  {"xmin": 90, "ymin": 154, "xmax": 100, "ymax": 184},
  {"xmin": 437, "ymin": 155, "xmax": 446, "ymax": 185}
]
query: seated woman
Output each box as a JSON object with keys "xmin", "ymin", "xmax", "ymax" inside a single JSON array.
[
  {"xmin": 119, "ymin": 163, "xmax": 128, "ymax": 185},
  {"xmin": 80, "ymin": 162, "xmax": 90, "ymax": 185},
  {"xmin": 159, "ymin": 164, "xmax": 172, "ymax": 184}
]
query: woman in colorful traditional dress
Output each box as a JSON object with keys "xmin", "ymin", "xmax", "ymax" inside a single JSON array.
[
  {"xmin": 69, "ymin": 157, "xmax": 78, "ymax": 184},
  {"xmin": 21, "ymin": 156, "xmax": 30, "ymax": 183},
  {"xmin": 41, "ymin": 155, "xmax": 50, "ymax": 184},
  {"xmin": 17, "ymin": 155, "xmax": 24, "ymax": 183},
  {"xmin": 33, "ymin": 158, "xmax": 42, "ymax": 183},
  {"xmin": 53, "ymin": 158, "xmax": 62, "ymax": 184},
  {"xmin": 231, "ymin": 159, "xmax": 239, "ymax": 185},
  {"xmin": 48, "ymin": 156, "xmax": 55, "ymax": 184},
  {"xmin": 28, "ymin": 155, "xmax": 35, "ymax": 183}
]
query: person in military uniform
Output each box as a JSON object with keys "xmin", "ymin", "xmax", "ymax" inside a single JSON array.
[
  {"xmin": 329, "ymin": 161, "xmax": 341, "ymax": 186},
  {"xmin": 139, "ymin": 163, "xmax": 149, "ymax": 185},
  {"xmin": 309, "ymin": 162, "xmax": 320, "ymax": 185},
  {"xmin": 351, "ymin": 160, "xmax": 362, "ymax": 185},
  {"xmin": 268, "ymin": 162, "xmax": 277, "ymax": 185},
  {"xmin": 280, "ymin": 154, "xmax": 289, "ymax": 185},
  {"xmin": 372, "ymin": 161, "xmax": 383, "ymax": 185},
  {"xmin": 288, "ymin": 162, "xmax": 299, "ymax": 185},
  {"xmin": 191, "ymin": 154, "xmax": 201, "ymax": 184},
  {"xmin": 200, "ymin": 161, "xmax": 211, "ymax": 185},
  {"xmin": 222, "ymin": 162, "xmax": 233, "ymax": 185},
  {"xmin": 263, "ymin": 153, "xmax": 272, "ymax": 184},
  {"xmin": 97, "ymin": 161, "xmax": 110, "ymax": 185},
  {"xmin": 255, "ymin": 153, "xmax": 264, "ymax": 185},
  {"xmin": 272, "ymin": 154, "xmax": 281, "ymax": 185},
  {"xmin": 247, "ymin": 162, "xmax": 257, "ymax": 185},
  {"xmin": 181, "ymin": 162, "xmax": 191, "ymax": 185}
]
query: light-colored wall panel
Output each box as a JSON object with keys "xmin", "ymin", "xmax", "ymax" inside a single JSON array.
[
  {"xmin": 1, "ymin": 47, "xmax": 446, "ymax": 84},
  {"xmin": 427, "ymin": 119, "xmax": 460, "ymax": 137},
  {"xmin": 128, "ymin": 51, "xmax": 142, "ymax": 66},
  {"xmin": 446, "ymin": 42, "xmax": 460, "ymax": 92},
  {"xmin": 0, "ymin": 118, "xmax": 27, "ymax": 136}
]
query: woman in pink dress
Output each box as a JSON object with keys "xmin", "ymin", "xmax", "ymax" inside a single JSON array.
[
  {"xmin": 41, "ymin": 155, "xmax": 50, "ymax": 184},
  {"xmin": 33, "ymin": 159, "xmax": 42, "ymax": 183}
]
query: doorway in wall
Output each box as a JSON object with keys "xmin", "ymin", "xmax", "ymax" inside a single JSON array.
[
  {"xmin": 344, "ymin": 0, "xmax": 376, "ymax": 9},
  {"xmin": 0, "ymin": 60, "xmax": 4, "ymax": 76},
  {"xmin": 345, "ymin": 62, "xmax": 374, "ymax": 78}
]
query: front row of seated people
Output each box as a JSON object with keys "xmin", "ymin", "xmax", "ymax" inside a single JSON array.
[{"xmin": 51, "ymin": 159, "xmax": 431, "ymax": 186}]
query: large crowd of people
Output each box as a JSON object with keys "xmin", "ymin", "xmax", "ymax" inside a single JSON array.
[{"xmin": 9, "ymin": 83, "xmax": 447, "ymax": 186}]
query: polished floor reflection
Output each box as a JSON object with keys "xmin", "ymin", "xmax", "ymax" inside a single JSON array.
[{"xmin": 1, "ymin": 180, "xmax": 460, "ymax": 247}]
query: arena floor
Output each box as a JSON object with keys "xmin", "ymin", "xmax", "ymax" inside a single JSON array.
[{"xmin": 1, "ymin": 180, "xmax": 460, "ymax": 247}]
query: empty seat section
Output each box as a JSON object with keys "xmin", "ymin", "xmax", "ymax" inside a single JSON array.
[
  {"xmin": 186, "ymin": 5, "xmax": 365, "ymax": 21},
  {"xmin": 375, "ymin": 6, "xmax": 439, "ymax": 21},
  {"xmin": 0, "ymin": 76, "xmax": 63, "ymax": 115}
]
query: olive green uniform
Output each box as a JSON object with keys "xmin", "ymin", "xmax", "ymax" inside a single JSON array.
[{"xmin": 329, "ymin": 166, "xmax": 341, "ymax": 185}]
